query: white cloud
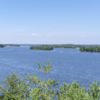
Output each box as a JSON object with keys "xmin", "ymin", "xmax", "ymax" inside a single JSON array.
[
  {"xmin": 20, "ymin": 34, "xmax": 24, "ymax": 36},
  {"xmin": 81, "ymin": 36, "xmax": 86, "ymax": 38},
  {"xmin": 20, "ymin": 34, "xmax": 38, "ymax": 36},
  {"xmin": 31, "ymin": 34, "xmax": 38, "ymax": 36}
]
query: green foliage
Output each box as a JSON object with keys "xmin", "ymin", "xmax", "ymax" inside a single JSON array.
[
  {"xmin": 87, "ymin": 80, "xmax": 100, "ymax": 100},
  {"xmin": 25, "ymin": 60, "xmax": 58, "ymax": 100},
  {"xmin": 0, "ymin": 61, "xmax": 100, "ymax": 100},
  {"xmin": 0, "ymin": 72, "xmax": 29, "ymax": 100},
  {"xmin": 30, "ymin": 44, "xmax": 84, "ymax": 50},
  {"xmin": 37, "ymin": 60, "xmax": 52, "ymax": 73},
  {"xmin": 30, "ymin": 44, "xmax": 100, "ymax": 50},
  {"xmin": 0, "ymin": 44, "xmax": 4, "ymax": 48},
  {"xmin": 57, "ymin": 80, "xmax": 100, "ymax": 100},
  {"xmin": 47, "ymin": 44, "xmax": 83, "ymax": 48},
  {"xmin": 30, "ymin": 45, "xmax": 53, "ymax": 50},
  {"xmin": 0, "ymin": 95, "xmax": 4, "ymax": 100},
  {"xmin": 30, "ymin": 44, "xmax": 100, "ymax": 51},
  {"xmin": 80, "ymin": 46, "xmax": 100, "ymax": 52},
  {"xmin": 4, "ymin": 44, "xmax": 20, "ymax": 47},
  {"xmin": 57, "ymin": 81, "xmax": 86, "ymax": 100}
]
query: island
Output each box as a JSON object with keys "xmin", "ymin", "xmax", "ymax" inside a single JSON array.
[
  {"xmin": 4, "ymin": 44, "xmax": 20, "ymax": 47},
  {"xmin": 47, "ymin": 44, "xmax": 83, "ymax": 48},
  {"xmin": 30, "ymin": 45, "xmax": 53, "ymax": 50},
  {"xmin": 79, "ymin": 46, "xmax": 100, "ymax": 52},
  {"xmin": 0, "ymin": 44, "xmax": 4, "ymax": 48},
  {"xmin": 30, "ymin": 44, "xmax": 100, "ymax": 51},
  {"xmin": 30, "ymin": 44, "xmax": 84, "ymax": 50}
]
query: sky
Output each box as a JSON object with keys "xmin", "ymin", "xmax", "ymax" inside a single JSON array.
[{"xmin": 0, "ymin": 0, "xmax": 100, "ymax": 44}]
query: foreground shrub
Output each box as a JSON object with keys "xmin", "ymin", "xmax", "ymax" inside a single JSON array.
[
  {"xmin": 0, "ymin": 72, "xmax": 29, "ymax": 100},
  {"xmin": 87, "ymin": 80, "xmax": 100, "ymax": 100},
  {"xmin": 25, "ymin": 60, "xmax": 58, "ymax": 100},
  {"xmin": 0, "ymin": 61, "xmax": 100, "ymax": 100},
  {"xmin": 57, "ymin": 81, "xmax": 86, "ymax": 100}
]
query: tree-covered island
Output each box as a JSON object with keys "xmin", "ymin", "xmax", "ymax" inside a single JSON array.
[
  {"xmin": 30, "ymin": 45, "xmax": 53, "ymax": 50},
  {"xmin": 0, "ymin": 44, "xmax": 4, "ymax": 48},
  {"xmin": 80, "ymin": 46, "xmax": 100, "ymax": 52},
  {"xmin": 4, "ymin": 44, "xmax": 20, "ymax": 47},
  {"xmin": 30, "ymin": 44, "xmax": 100, "ymax": 51},
  {"xmin": 30, "ymin": 44, "xmax": 85, "ymax": 50},
  {"xmin": 47, "ymin": 44, "xmax": 83, "ymax": 48}
]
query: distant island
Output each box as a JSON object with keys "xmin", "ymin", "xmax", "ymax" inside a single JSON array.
[
  {"xmin": 0, "ymin": 44, "xmax": 20, "ymax": 48},
  {"xmin": 0, "ymin": 44, "xmax": 4, "ymax": 48},
  {"xmin": 80, "ymin": 46, "xmax": 100, "ymax": 52},
  {"xmin": 30, "ymin": 45, "xmax": 53, "ymax": 50},
  {"xmin": 1, "ymin": 44, "xmax": 100, "ymax": 53},
  {"xmin": 45, "ymin": 44, "xmax": 83, "ymax": 48},
  {"xmin": 30, "ymin": 44, "xmax": 100, "ymax": 51},
  {"xmin": 4, "ymin": 44, "xmax": 20, "ymax": 47},
  {"xmin": 30, "ymin": 44, "xmax": 84, "ymax": 50}
]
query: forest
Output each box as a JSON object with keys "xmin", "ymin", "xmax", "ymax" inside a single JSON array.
[
  {"xmin": 80, "ymin": 46, "xmax": 100, "ymax": 52},
  {"xmin": 4, "ymin": 44, "xmax": 20, "ymax": 47},
  {"xmin": 30, "ymin": 44, "xmax": 100, "ymax": 51},
  {"xmin": 30, "ymin": 44, "xmax": 84, "ymax": 50},
  {"xmin": 30, "ymin": 45, "xmax": 53, "ymax": 50},
  {"xmin": 43, "ymin": 44, "xmax": 83, "ymax": 48},
  {"xmin": 0, "ymin": 44, "xmax": 4, "ymax": 48},
  {"xmin": 0, "ymin": 61, "xmax": 100, "ymax": 100}
]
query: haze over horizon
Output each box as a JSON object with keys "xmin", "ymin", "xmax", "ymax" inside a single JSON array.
[{"xmin": 0, "ymin": 0, "xmax": 100, "ymax": 44}]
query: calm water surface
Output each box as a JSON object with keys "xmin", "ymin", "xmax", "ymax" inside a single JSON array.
[{"xmin": 0, "ymin": 46, "xmax": 100, "ymax": 87}]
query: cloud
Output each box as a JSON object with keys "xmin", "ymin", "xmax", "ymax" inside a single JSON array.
[
  {"xmin": 20, "ymin": 34, "xmax": 38, "ymax": 36},
  {"xmin": 20, "ymin": 34, "xmax": 24, "ymax": 36},
  {"xmin": 31, "ymin": 34, "xmax": 38, "ymax": 36},
  {"xmin": 81, "ymin": 36, "xmax": 86, "ymax": 38}
]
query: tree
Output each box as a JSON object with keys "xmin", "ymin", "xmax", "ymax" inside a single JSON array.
[
  {"xmin": 87, "ymin": 80, "xmax": 100, "ymax": 100},
  {"xmin": 57, "ymin": 81, "xmax": 86, "ymax": 100},
  {"xmin": 0, "ymin": 72, "xmax": 29, "ymax": 100},
  {"xmin": 25, "ymin": 60, "xmax": 58, "ymax": 100}
]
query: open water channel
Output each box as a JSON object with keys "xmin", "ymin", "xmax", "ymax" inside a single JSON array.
[{"xmin": 0, "ymin": 46, "xmax": 100, "ymax": 88}]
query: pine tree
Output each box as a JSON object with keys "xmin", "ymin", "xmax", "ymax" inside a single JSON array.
[
  {"xmin": 0, "ymin": 72, "xmax": 29, "ymax": 100},
  {"xmin": 25, "ymin": 60, "xmax": 58, "ymax": 100},
  {"xmin": 87, "ymin": 80, "xmax": 100, "ymax": 100},
  {"xmin": 57, "ymin": 81, "xmax": 86, "ymax": 100}
]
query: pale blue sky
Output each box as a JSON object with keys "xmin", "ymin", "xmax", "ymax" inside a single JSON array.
[{"xmin": 0, "ymin": 0, "xmax": 100, "ymax": 44}]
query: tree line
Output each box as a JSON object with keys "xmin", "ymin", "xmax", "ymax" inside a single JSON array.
[
  {"xmin": 30, "ymin": 44, "xmax": 100, "ymax": 51},
  {"xmin": 30, "ymin": 45, "xmax": 53, "ymax": 50},
  {"xmin": 4, "ymin": 44, "xmax": 20, "ymax": 47},
  {"xmin": 30, "ymin": 44, "xmax": 83, "ymax": 50},
  {"xmin": 0, "ymin": 44, "xmax": 20, "ymax": 48},
  {"xmin": 0, "ymin": 44, "xmax": 4, "ymax": 48},
  {"xmin": 0, "ymin": 61, "xmax": 100, "ymax": 100},
  {"xmin": 30, "ymin": 44, "xmax": 84, "ymax": 50},
  {"xmin": 80, "ymin": 46, "xmax": 100, "ymax": 52},
  {"xmin": 44, "ymin": 44, "xmax": 83, "ymax": 48}
]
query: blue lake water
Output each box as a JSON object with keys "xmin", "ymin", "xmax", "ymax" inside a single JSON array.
[{"xmin": 0, "ymin": 46, "xmax": 100, "ymax": 88}]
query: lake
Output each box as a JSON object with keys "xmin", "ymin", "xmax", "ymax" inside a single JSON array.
[{"xmin": 0, "ymin": 46, "xmax": 100, "ymax": 88}]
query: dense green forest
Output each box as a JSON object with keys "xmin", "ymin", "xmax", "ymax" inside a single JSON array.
[
  {"xmin": 30, "ymin": 45, "xmax": 53, "ymax": 50},
  {"xmin": 46, "ymin": 44, "xmax": 84, "ymax": 48},
  {"xmin": 80, "ymin": 46, "xmax": 100, "ymax": 52},
  {"xmin": 30, "ymin": 44, "xmax": 83, "ymax": 50},
  {"xmin": 4, "ymin": 44, "xmax": 20, "ymax": 47},
  {"xmin": 0, "ymin": 44, "xmax": 4, "ymax": 48},
  {"xmin": 0, "ymin": 61, "xmax": 100, "ymax": 100},
  {"xmin": 30, "ymin": 44, "xmax": 100, "ymax": 51}
]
